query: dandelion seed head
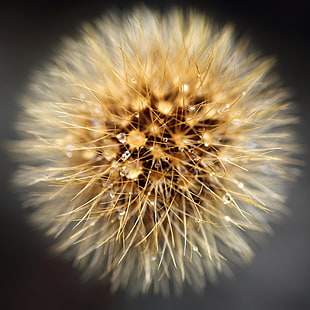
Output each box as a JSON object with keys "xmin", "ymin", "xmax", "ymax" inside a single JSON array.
[{"xmin": 13, "ymin": 7, "xmax": 299, "ymax": 295}]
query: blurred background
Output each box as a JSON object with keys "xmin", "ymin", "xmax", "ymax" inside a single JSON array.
[{"xmin": 0, "ymin": 0, "xmax": 309, "ymax": 309}]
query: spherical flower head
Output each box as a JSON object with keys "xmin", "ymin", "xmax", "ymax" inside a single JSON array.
[{"xmin": 14, "ymin": 8, "xmax": 299, "ymax": 295}]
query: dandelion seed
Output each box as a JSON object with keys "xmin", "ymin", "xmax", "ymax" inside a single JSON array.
[
  {"xmin": 82, "ymin": 150, "xmax": 97, "ymax": 161},
  {"xmin": 13, "ymin": 7, "xmax": 299, "ymax": 296},
  {"xmin": 158, "ymin": 100, "xmax": 174, "ymax": 115},
  {"xmin": 127, "ymin": 130, "xmax": 146, "ymax": 148}
]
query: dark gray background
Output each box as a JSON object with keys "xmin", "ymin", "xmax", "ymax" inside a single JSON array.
[{"xmin": 0, "ymin": 0, "xmax": 309, "ymax": 309}]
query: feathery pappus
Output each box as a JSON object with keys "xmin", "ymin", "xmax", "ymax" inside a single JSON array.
[{"xmin": 14, "ymin": 7, "xmax": 299, "ymax": 295}]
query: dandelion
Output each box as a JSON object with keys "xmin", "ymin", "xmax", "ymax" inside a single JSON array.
[{"xmin": 14, "ymin": 8, "xmax": 299, "ymax": 295}]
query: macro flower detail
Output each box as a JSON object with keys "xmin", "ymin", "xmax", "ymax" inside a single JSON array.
[{"xmin": 15, "ymin": 8, "xmax": 298, "ymax": 294}]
